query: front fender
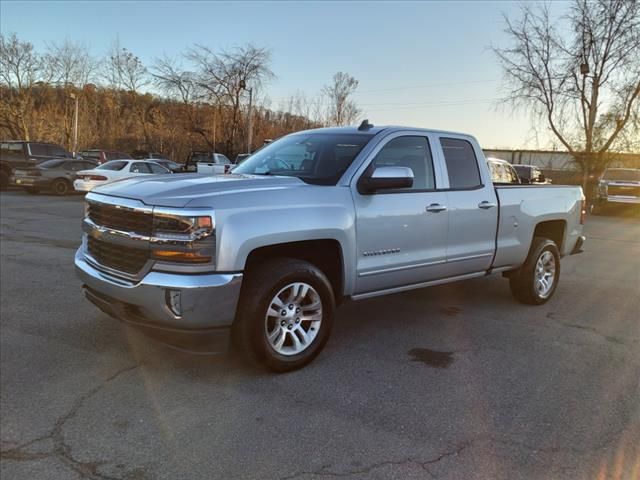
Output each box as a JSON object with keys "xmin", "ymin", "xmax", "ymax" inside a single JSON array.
[{"xmin": 214, "ymin": 189, "xmax": 357, "ymax": 295}]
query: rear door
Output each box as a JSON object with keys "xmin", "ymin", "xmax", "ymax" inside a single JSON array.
[
  {"xmin": 436, "ymin": 136, "xmax": 498, "ymax": 276},
  {"xmin": 353, "ymin": 133, "xmax": 449, "ymax": 294}
]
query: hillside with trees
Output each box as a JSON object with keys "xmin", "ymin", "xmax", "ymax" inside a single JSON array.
[{"xmin": 0, "ymin": 33, "xmax": 361, "ymax": 161}]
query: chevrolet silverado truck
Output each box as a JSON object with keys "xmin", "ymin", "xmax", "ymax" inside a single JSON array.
[
  {"xmin": 75, "ymin": 124, "xmax": 586, "ymax": 371},
  {"xmin": 590, "ymin": 167, "xmax": 640, "ymax": 214}
]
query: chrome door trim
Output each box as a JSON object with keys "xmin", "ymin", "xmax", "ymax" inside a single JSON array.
[{"xmin": 358, "ymin": 259, "xmax": 447, "ymax": 277}]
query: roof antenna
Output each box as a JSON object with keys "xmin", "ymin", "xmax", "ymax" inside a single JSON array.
[{"xmin": 358, "ymin": 119, "xmax": 373, "ymax": 131}]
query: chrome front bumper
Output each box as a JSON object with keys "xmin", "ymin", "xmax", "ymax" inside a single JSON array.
[
  {"xmin": 75, "ymin": 248, "xmax": 242, "ymax": 331},
  {"xmin": 603, "ymin": 196, "xmax": 640, "ymax": 205}
]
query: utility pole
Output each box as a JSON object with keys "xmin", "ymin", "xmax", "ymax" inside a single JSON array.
[
  {"xmin": 70, "ymin": 92, "xmax": 79, "ymax": 156},
  {"xmin": 239, "ymin": 80, "xmax": 253, "ymax": 154}
]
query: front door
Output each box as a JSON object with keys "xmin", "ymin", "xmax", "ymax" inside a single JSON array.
[{"xmin": 353, "ymin": 135, "xmax": 449, "ymax": 294}]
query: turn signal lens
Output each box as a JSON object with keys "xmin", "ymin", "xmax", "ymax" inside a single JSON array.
[{"xmin": 152, "ymin": 250, "xmax": 212, "ymax": 263}]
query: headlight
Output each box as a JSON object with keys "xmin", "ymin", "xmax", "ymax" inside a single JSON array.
[
  {"xmin": 150, "ymin": 213, "xmax": 215, "ymax": 265},
  {"xmin": 153, "ymin": 214, "xmax": 213, "ymax": 241}
]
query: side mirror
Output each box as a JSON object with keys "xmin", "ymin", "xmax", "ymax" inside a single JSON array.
[{"xmin": 359, "ymin": 166, "xmax": 414, "ymax": 194}]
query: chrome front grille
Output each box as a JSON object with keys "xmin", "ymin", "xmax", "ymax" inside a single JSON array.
[
  {"xmin": 87, "ymin": 202, "xmax": 153, "ymax": 236},
  {"xmin": 87, "ymin": 236, "xmax": 148, "ymax": 275}
]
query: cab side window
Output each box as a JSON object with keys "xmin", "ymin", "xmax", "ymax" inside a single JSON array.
[
  {"xmin": 440, "ymin": 138, "xmax": 482, "ymax": 189},
  {"xmin": 369, "ymin": 136, "xmax": 435, "ymax": 190}
]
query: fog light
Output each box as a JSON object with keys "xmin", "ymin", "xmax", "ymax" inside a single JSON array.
[{"xmin": 166, "ymin": 289, "xmax": 182, "ymax": 317}]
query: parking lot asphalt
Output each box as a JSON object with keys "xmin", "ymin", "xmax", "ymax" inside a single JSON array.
[{"xmin": 0, "ymin": 190, "xmax": 638, "ymax": 480}]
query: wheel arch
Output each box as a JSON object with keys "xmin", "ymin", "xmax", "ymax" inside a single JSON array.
[
  {"xmin": 244, "ymin": 239, "xmax": 346, "ymax": 303},
  {"xmin": 532, "ymin": 220, "xmax": 567, "ymax": 252}
]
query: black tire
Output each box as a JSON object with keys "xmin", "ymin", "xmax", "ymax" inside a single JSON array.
[
  {"xmin": 590, "ymin": 201, "xmax": 605, "ymax": 216},
  {"xmin": 0, "ymin": 170, "xmax": 9, "ymax": 191},
  {"xmin": 509, "ymin": 237, "xmax": 561, "ymax": 305},
  {"xmin": 25, "ymin": 187, "xmax": 40, "ymax": 194},
  {"xmin": 233, "ymin": 258, "xmax": 335, "ymax": 372},
  {"xmin": 51, "ymin": 178, "xmax": 70, "ymax": 196}
]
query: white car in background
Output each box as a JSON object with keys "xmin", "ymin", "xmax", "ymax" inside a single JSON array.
[{"xmin": 73, "ymin": 159, "xmax": 171, "ymax": 192}]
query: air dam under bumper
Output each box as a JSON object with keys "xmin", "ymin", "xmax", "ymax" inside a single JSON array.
[{"xmin": 74, "ymin": 248, "xmax": 242, "ymax": 332}]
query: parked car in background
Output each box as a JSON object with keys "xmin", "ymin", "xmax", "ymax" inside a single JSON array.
[
  {"xmin": 151, "ymin": 159, "xmax": 183, "ymax": 173},
  {"xmin": 11, "ymin": 158, "xmax": 98, "ymax": 195},
  {"xmin": 235, "ymin": 153, "xmax": 251, "ymax": 165},
  {"xmin": 79, "ymin": 150, "xmax": 132, "ymax": 164},
  {"xmin": 513, "ymin": 165, "xmax": 551, "ymax": 184},
  {"xmin": 131, "ymin": 150, "xmax": 171, "ymax": 161},
  {"xmin": 73, "ymin": 159, "xmax": 171, "ymax": 192},
  {"xmin": 487, "ymin": 157, "xmax": 520, "ymax": 185},
  {"xmin": 1, "ymin": 141, "xmax": 73, "ymax": 190},
  {"xmin": 591, "ymin": 168, "xmax": 640, "ymax": 214},
  {"xmin": 184, "ymin": 151, "xmax": 233, "ymax": 174}
]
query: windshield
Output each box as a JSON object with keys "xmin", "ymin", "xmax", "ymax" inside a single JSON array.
[
  {"xmin": 603, "ymin": 169, "xmax": 640, "ymax": 181},
  {"xmin": 97, "ymin": 160, "xmax": 127, "ymax": 171},
  {"xmin": 232, "ymin": 133, "xmax": 374, "ymax": 185},
  {"xmin": 38, "ymin": 159, "xmax": 66, "ymax": 169}
]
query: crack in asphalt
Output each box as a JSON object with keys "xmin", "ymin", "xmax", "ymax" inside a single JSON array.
[
  {"xmin": 0, "ymin": 364, "xmax": 143, "ymax": 480},
  {"xmin": 541, "ymin": 311, "xmax": 638, "ymax": 347},
  {"xmin": 279, "ymin": 440, "xmax": 473, "ymax": 480},
  {"xmin": 277, "ymin": 424, "xmax": 638, "ymax": 480}
]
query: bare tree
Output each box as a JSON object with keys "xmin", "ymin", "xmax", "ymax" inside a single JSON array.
[
  {"xmin": 43, "ymin": 40, "xmax": 97, "ymax": 149},
  {"xmin": 188, "ymin": 44, "xmax": 273, "ymax": 152},
  {"xmin": 45, "ymin": 39, "xmax": 96, "ymax": 87},
  {"xmin": 105, "ymin": 42, "xmax": 154, "ymax": 148},
  {"xmin": 494, "ymin": 0, "xmax": 640, "ymax": 193},
  {"xmin": 322, "ymin": 72, "xmax": 361, "ymax": 126},
  {"xmin": 0, "ymin": 33, "xmax": 50, "ymax": 140},
  {"xmin": 151, "ymin": 55, "xmax": 214, "ymax": 148}
]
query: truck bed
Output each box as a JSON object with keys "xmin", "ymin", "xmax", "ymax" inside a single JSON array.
[{"xmin": 492, "ymin": 184, "xmax": 584, "ymax": 269}]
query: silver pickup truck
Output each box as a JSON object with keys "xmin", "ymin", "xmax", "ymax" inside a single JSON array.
[{"xmin": 75, "ymin": 124, "xmax": 586, "ymax": 371}]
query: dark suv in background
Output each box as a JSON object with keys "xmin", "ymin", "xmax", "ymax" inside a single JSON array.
[
  {"xmin": 79, "ymin": 150, "xmax": 132, "ymax": 164},
  {"xmin": 1, "ymin": 141, "xmax": 73, "ymax": 189}
]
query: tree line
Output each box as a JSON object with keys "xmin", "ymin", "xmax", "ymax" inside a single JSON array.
[{"xmin": 0, "ymin": 33, "xmax": 362, "ymax": 161}]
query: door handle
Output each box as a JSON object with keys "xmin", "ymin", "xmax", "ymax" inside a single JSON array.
[
  {"xmin": 478, "ymin": 201, "xmax": 497, "ymax": 209},
  {"xmin": 426, "ymin": 203, "xmax": 447, "ymax": 213}
]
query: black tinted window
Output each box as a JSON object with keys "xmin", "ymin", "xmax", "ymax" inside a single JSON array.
[
  {"xmin": 370, "ymin": 136, "xmax": 435, "ymax": 190},
  {"xmin": 48, "ymin": 146, "xmax": 68, "ymax": 157},
  {"xmin": 29, "ymin": 144, "xmax": 48, "ymax": 156},
  {"xmin": 39, "ymin": 159, "xmax": 66, "ymax": 169},
  {"xmin": 440, "ymin": 138, "xmax": 482, "ymax": 189},
  {"xmin": 148, "ymin": 163, "xmax": 168, "ymax": 174},
  {"xmin": 97, "ymin": 161, "xmax": 127, "ymax": 171},
  {"xmin": 130, "ymin": 162, "xmax": 151, "ymax": 173}
]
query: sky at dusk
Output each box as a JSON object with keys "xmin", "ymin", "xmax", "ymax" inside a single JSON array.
[{"xmin": 1, "ymin": 0, "xmax": 573, "ymax": 149}]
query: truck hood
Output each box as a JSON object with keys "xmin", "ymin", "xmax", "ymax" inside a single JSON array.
[{"xmin": 92, "ymin": 173, "xmax": 308, "ymax": 207}]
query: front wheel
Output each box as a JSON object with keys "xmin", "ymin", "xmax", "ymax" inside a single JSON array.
[
  {"xmin": 509, "ymin": 237, "xmax": 560, "ymax": 305},
  {"xmin": 233, "ymin": 258, "xmax": 335, "ymax": 372}
]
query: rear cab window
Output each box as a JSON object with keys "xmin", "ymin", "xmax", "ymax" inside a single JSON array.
[{"xmin": 440, "ymin": 137, "xmax": 482, "ymax": 189}]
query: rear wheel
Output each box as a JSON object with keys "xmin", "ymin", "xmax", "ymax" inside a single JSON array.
[
  {"xmin": 590, "ymin": 201, "xmax": 606, "ymax": 215},
  {"xmin": 51, "ymin": 179, "xmax": 71, "ymax": 196},
  {"xmin": 509, "ymin": 237, "xmax": 560, "ymax": 305},
  {"xmin": 233, "ymin": 258, "xmax": 335, "ymax": 372},
  {"xmin": 0, "ymin": 170, "xmax": 9, "ymax": 191}
]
